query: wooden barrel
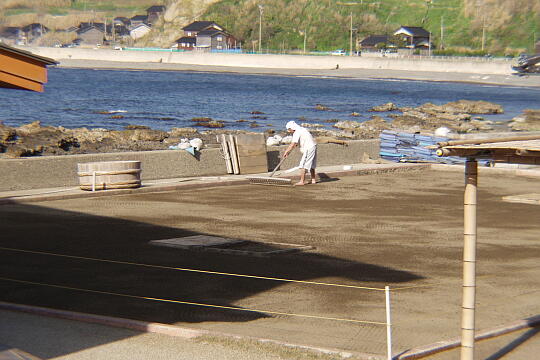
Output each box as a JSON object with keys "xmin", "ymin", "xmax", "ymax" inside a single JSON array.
[{"xmin": 77, "ymin": 161, "xmax": 141, "ymax": 191}]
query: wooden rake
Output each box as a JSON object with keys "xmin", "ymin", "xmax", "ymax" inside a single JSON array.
[{"xmin": 246, "ymin": 156, "xmax": 292, "ymax": 186}]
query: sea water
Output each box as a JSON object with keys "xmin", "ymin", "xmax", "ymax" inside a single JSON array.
[{"xmin": 1, "ymin": 67, "xmax": 539, "ymax": 131}]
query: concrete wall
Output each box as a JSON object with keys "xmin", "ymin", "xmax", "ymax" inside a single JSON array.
[
  {"xmin": 24, "ymin": 46, "xmax": 513, "ymax": 75},
  {"xmin": 0, "ymin": 139, "xmax": 379, "ymax": 191}
]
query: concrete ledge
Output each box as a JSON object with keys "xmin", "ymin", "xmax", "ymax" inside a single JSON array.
[
  {"xmin": 0, "ymin": 140, "xmax": 379, "ymax": 192},
  {"xmin": 0, "ymin": 301, "xmax": 374, "ymax": 360},
  {"xmin": 396, "ymin": 315, "xmax": 540, "ymax": 359},
  {"xmin": 0, "ymin": 163, "xmax": 427, "ymax": 205}
]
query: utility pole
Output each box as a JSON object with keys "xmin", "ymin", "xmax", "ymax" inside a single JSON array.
[
  {"xmin": 440, "ymin": 15, "xmax": 444, "ymax": 50},
  {"xmin": 481, "ymin": 15, "xmax": 486, "ymax": 51},
  {"xmin": 258, "ymin": 4, "xmax": 263, "ymax": 53},
  {"xmin": 337, "ymin": 2, "xmax": 361, "ymax": 55},
  {"xmin": 349, "ymin": 12, "xmax": 353, "ymax": 56},
  {"xmin": 303, "ymin": 29, "xmax": 307, "ymax": 54}
]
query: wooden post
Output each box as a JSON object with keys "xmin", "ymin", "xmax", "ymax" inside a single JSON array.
[{"xmin": 461, "ymin": 158, "xmax": 478, "ymax": 360}]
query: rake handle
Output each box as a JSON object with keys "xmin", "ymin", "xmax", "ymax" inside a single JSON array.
[{"xmin": 270, "ymin": 156, "xmax": 288, "ymax": 177}]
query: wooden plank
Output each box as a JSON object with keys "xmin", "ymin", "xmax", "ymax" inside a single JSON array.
[
  {"xmin": 0, "ymin": 71, "xmax": 43, "ymax": 92},
  {"xmin": 228, "ymin": 135, "xmax": 240, "ymax": 174},
  {"xmin": 238, "ymin": 156, "xmax": 268, "ymax": 168},
  {"xmin": 236, "ymin": 147, "xmax": 267, "ymax": 156},
  {"xmin": 0, "ymin": 52, "xmax": 48, "ymax": 83},
  {"xmin": 235, "ymin": 133, "xmax": 266, "ymax": 146}
]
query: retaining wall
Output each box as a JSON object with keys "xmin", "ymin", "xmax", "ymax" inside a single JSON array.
[
  {"xmin": 25, "ymin": 47, "xmax": 512, "ymax": 75},
  {"xmin": 0, "ymin": 140, "xmax": 379, "ymax": 192}
]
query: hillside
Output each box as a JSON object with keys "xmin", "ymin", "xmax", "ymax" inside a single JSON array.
[{"xmin": 1, "ymin": 0, "xmax": 539, "ymax": 54}]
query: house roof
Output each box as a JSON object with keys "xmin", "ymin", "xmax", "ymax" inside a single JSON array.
[
  {"xmin": 130, "ymin": 23, "xmax": 151, "ymax": 31},
  {"xmin": 77, "ymin": 25, "xmax": 104, "ymax": 35},
  {"xmin": 131, "ymin": 15, "xmax": 148, "ymax": 21},
  {"xmin": 394, "ymin": 26, "xmax": 430, "ymax": 38},
  {"xmin": 21, "ymin": 23, "xmax": 49, "ymax": 33},
  {"xmin": 114, "ymin": 17, "xmax": 131, "ymax": 24},
  {"xmin": 433, "ymin": 135, "xmax": 540, "ymax": 165},
  {"xmin": 360, "ymin": 35, "xmax": 388, "ymax": 47},
  {"xmin": 196, "ymin": 29, "xmax": 227, "ymax": 37},
  {"xmin": 0, "ymin": 27, "xmax": 21, "ymax": 38},
  {"xmin": 176, "ymin": 36, "xmax": 196, "ymax": 43},
  {"xmin": 0, "ymin": 43, "xmax": 57, "ymax": 92},
  {"xmin": 182, "ymin": 21, "xmax": 222, "ymax": 32},
  {"xmin": 147, "ymin": 5, "xmax": 165, "ymax": 13}
]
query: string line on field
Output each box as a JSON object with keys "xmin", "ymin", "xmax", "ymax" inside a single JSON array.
[
  {"xmin": 0, "ymin": 247, "xmax": 385, "ymax": 291},
  {"xmin": 0, "ymin": 276, "xmax": 387, "ymax": 326}
]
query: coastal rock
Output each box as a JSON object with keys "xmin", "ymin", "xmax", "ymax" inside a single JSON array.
[
  {"xmin": 370, "ymin": 102, "xmax": 398, "ymax": 112},
  {"xmin": 508, "ymin": 109, "xmax": 540, "ymax": 131},
  {"xmin": 301, "ymin": 123, "xmax": 324, "ymax": 128},
  {"xmin": 442, "ymin": 100, "xmax": 504, "ymax": 114},
  {"xmin": 333, "ymin": 120, "xmax": 363, "ymax": 130},
  {"xmin": 195, "ymin": 121, "xmax": 225, "ymax": 128},
  {"xmin": 315, "ymin": 104, "xmax": 332, "ymax": 111},
  {"xmin": 169, "ymin": 127, "xmax": 198, "ymax": 137},
  {"xmin": 0, "ymin": 124, "xmax": 17, "ymax": 142}
]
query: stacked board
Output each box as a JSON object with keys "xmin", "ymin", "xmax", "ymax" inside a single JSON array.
[
  {"xmin": 219, "ymin": 134, "xmax": 268, "ymax": 174},
  {"xmin": 380, "ymin": 130, "xmax": 465, "ymax": 164}
]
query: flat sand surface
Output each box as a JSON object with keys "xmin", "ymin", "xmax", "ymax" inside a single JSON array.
[{"xmin": 1, "ymin": 168, "xmax": 539, "ymax": 358}]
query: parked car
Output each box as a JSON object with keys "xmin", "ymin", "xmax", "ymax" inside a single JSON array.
[{"xmin": 331, "ymin": 49, "xmax": 346, "ymax": 56}]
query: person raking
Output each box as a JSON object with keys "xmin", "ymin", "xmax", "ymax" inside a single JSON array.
[{"xmin": 283, "ymin": 121, "xmax": 317, "ymax": 186}]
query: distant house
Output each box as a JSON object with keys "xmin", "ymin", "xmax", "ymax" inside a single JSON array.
[
  {"xmin": 360, "ymin": 35, "xmax": 389, "ymax": 50},
  {"xmin": 77, "ymin": 26, "xmax": 104, "ymax": 46},
  {"xmin": 196, "ymin": 29, "xmax": 237, "ymax": 50},
  {"xmin": 0, "ymin": 27, "xmax": 23, "ymax": 44},
  {"xmin": 177, "ymin": 21, "xmax": 237, "ymax": 50},
  {"xmin": 114, "ymin": 17, "xmax": 131, "ymax": 27},
  {"xmin": 21, "ymin": 23, "xmax": 49, "ymax": 42},
  {"xmin": 130, "ymin": 15, "xmax": 148, "ymax": 28},
  {"xmin": 146, "ymin": 5, "xmax": 166, "ymax": 26},
  {"xmin": 182, "ymin": 21, "xmax": 224, "ymax": 37},
  {"xmin": 175, "ymin": 36, "xmax": 196, "ymax": 50},
  {"xmin": 113, "ymin": 25, "xmax": 131, "ymax": 38},
  {"xmin": 79, "ymin": 22, "xmax": 106, "ymax": 33},
  {"xmin": 393, "ymin": 26, "xmax": 431, "ymax": 48},
  {"xmin": 130, "ymin": 23, "xmax": 151, "ymax": 40}
]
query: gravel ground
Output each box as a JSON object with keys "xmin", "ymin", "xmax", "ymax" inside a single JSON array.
[{"xmin": 1, "ymin": 168, "xmax": 539, "ymax": 359}]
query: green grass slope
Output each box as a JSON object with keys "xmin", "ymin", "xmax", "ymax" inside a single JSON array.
[{"xmin": 1, "ymin": 0, "xmax": 538, "ymax": 54}]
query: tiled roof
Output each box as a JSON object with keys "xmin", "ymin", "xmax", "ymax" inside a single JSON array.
[
  {"xmin": 196, "ymin": 29, "xmax": 225, "ymax": 37},
  {"xmin": 395, "ymin": 26, "xmax": 430, "ymax": 37},
  {"xmin": 176, "ymin": 36, "xmax": 196, "ymax": 43},
  {"xmin": 360, "ymin": 35, "xmax": 388, "ymax": 46},
  {"xmin": 182, "ymin": 21, "xmax": 219, "ymax": 31}
]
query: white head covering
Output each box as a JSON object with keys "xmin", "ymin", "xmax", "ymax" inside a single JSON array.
[{"xmin": 286, "ymin": 121, "xmax": 300, "ymax": 130}]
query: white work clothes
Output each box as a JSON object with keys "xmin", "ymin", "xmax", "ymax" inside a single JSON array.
[{"xmin": 291, "ymin": 126, "xmax": 317, "ymax": 154}]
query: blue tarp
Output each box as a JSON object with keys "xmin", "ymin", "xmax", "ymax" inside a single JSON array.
[{"xmin": 379, "ymin": 130, "xmax": 489, "ymax": 165}]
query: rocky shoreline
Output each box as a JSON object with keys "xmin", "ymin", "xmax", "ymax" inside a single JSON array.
[{"xmin": 1, "ymin": 100, "xmax": 539, "ymax": 158}]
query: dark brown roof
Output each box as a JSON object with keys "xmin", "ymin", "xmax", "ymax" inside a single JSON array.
[
  {"xmin": 182, "ymin": 21, "xmax": 221, "ymax": 32},
  {"xmin": 176, "ymin": 36, "xmax": 196, "ymax": 43},
  {"xmin": 360, "ymin": 35, "xmax": 389, "ymax": 47},
  {"xmin": 395, "ymin": 26, "xmax": 430, "ymax": 37},
  {"xmin": 0, "ymin": 43, "xmax": 57, "ymax": 65},
  {"xmin": 0, "ymin": 43, "xmax": 57, "ymax": 92}
]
